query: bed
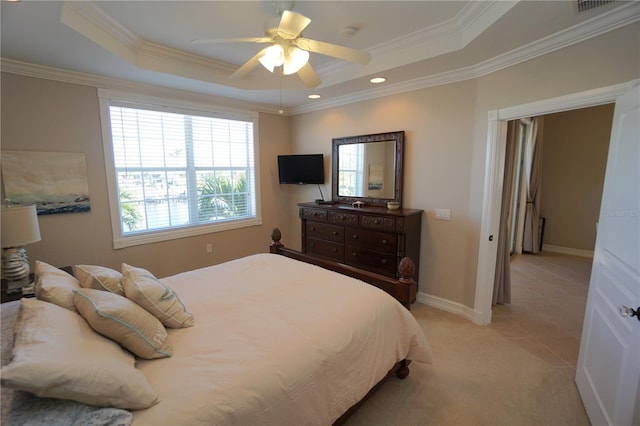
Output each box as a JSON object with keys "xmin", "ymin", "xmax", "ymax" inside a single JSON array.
[{"xmin": 1, "ymin": 229, "xmax": 432, "ymax": 425}]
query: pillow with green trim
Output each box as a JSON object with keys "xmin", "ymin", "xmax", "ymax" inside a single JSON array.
[
  {"xmin": 73, "ymin": 265, "xmax": 124, "ymax": 295},
  {"xmin": 73, "ymin": 288, "xmax": 172, "ymax": 360},
  {"xmin": 121, "ymin": 263, "xmax": 194, "ymax": 328},
  {"xmin": 35, "ymin": 261, "xmax": 81, "ymax": 312},
  {"xmin": 0, "ymin": 298, "xmax": 158, "ymax": 409}
]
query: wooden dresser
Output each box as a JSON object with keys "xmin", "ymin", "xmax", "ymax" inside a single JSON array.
[{"xmin": 298, "ymin": 202, "xmax": 422, "ymax": 283}]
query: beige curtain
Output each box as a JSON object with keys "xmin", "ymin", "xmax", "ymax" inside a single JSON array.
[
  {"xmin": 493, "ymin": 121, "xmax": 519, "ymax": 305},
  {"xmin": 522, "ymin": 118, "xmax": 542, "ymax": 253}
]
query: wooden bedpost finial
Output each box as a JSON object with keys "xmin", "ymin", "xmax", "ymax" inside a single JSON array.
[
  {"xmin": 398, "ymin": 257, "xmax": 415, "ymax": 283},
  {"xmin": 398, "ymin": 257, "xmax": 417, "ymax": 308},
  {"xmin": 270, "ymin": 228, "xmax": 283, "ymax": 252}
]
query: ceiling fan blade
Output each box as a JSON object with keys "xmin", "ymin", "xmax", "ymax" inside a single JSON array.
[
  {"xmin": 230, "ymin": 47, "xmax": 270, "ymax": 80},
  {"xmin": 277, "ymin": 10, "xmax": 311, "ymax": 39},
  {"xmin": 296, "ymin": 38, "xmax": 371, "ymax": 64},
  {"xmin": 192, "ymin": 37, "xmax": 272, "ymax": 44},
  {"xmin": 297, "ymin": 62, "xmax": 321, "ymax": 88}
]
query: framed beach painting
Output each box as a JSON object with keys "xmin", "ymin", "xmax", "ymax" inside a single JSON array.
[{"xmin": 1, "ymin": 151, "xmax": 90, "ymax": 215}]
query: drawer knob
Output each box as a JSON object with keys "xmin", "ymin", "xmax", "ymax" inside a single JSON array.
[
  {"xmin": 374, "ymin": 219, "xmax": 380, "ymax": 224},
  {"xmin": 352, "ymin": 235, "xmax": 359, "ymax": 240},
  {"xmin": 332, "ymin": 248, "xmax": 337, "ymax": 252},
  {"xmin": 332, "ymin": 231, "xmax": 338, "ymax": 235},
  {"xmin": 310, "ymin": 243, "xmax": 315, "ymax": 247},
  {"xmin": 311, "ymin": 226, "xmax": 315, "ymax": 231},
  {"xmin": 382, "ymin": 239, "xmax": 388, "ymax": 244},
  {"xmin": 381, "ymin": 259, "xmax": 387, "ymax": 264},
  {"xmin": 352, "ymin": 252, "xmax": 358, "ymax": 256}
]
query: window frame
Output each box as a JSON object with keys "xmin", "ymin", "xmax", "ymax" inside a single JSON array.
[{"xmin": 98, "ymin": 89, "xmax": 262, "ymax": 249}]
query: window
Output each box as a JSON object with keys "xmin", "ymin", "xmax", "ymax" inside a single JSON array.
[
  {"xmin": 337, "ymin": 143, "xmax": 364, "ymax": 196},
  {"xmin": 99, "ymin": 90, "xmax": 261, "ymax": 248}
]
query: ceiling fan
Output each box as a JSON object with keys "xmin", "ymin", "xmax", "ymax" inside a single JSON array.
[{"xmin": 193, "ymin": 10, "xmax": 371, "ymax": 88}]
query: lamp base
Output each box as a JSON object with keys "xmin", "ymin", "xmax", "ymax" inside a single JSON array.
[
  {"xmin": 2, "ymin": 246, "xmax": 30, "ymax": 281},
  {"xmin": 5, "ymin": 277, "xmax": 31, "ymax": 294}
]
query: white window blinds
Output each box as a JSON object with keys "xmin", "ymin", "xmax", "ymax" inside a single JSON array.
[{"xmin": 100, "ymin": 92, "xmax": 259, "ymax": 248}]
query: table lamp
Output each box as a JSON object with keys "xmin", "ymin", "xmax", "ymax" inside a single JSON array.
[{"xmin": 1, "ymin": 204, "xmax": 41, "ymax": 293}]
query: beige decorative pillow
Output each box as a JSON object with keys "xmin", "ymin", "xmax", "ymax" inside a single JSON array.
[
  {"xmin": 73, "ymin": 288, "xmax": 172, "ymax": 359},
  {"xmin": 73, "ymin": 264, "xmax": 124, "ymax": 295},
  {"xmin": 0, "ymin": 298, "xmax": 159, "ymax": 409},
  {"xmin": 121, "ymin": 263, "xmax": 194, "ymax": 328},
  {"xmin": 34, "ymin": 260, "xmax": 81, "ymax": 312}
]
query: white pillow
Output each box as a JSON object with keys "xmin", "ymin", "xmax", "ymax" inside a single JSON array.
[
  {"xmin": 73, "ymin": 288, "xmax": 172, "ymax": 359},
  {"xmin": 34, "ymin": 261, "xmax": 81, "ymax": 312},
  {"xmin": 0, "ymin": 298, "xmax": 159, "ymax": 409},
  {"xmin": 73, "ymin": 264, "xmax": 124, "ymax": 295},
  {"xmin": 121, "ymin": 263, "xmax": 194, "ymax": 328}
]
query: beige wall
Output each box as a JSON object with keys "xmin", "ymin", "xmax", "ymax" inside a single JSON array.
[
  {"xmin": 1, "ymin": 74, "xmax": 293, "ymax": 278},
  {"xmin": 291, "ymin": 80, "xmax": 478, "ymax": 304},
  {"xmin": 1, "ymin": 23, "xmax": 638, "ymax": 310},
  {"xmin": 292, "ymin": 23, "xmax": 639, "ymax": 308},
  {"xmin": 539, "ymin": 104, "xmax": 614, "ymax": 251}
]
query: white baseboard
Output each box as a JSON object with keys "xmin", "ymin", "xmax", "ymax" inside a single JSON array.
[
  {"xmin": 542, "ymin": 244, "xmax": 594, "ymax": 258},
  {"xmin": 416, "ymin": 292, "xmax": 476, "ymax": 322}
]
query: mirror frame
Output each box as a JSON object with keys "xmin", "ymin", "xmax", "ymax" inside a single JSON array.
[{"xmin": 331, "ymin": 130, "xmax": 404, "ymax": 206}]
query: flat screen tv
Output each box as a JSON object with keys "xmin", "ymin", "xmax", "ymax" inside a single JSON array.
[{"xmin": 278, "ymin": 154, "xmax": 324, "ymax": 185}]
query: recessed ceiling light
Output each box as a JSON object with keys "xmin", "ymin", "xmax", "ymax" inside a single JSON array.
[
  {"xmin": 308, "ymin": 94, "xmax": 321, "ymax": 99},
  {"xmin": 370, "ymin": 77, "xmax": 386, "ymax": 84}
]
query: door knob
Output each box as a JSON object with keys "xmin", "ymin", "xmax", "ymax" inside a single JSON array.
[{"xmin": 619, "ymin": 305, "xmax": 640, "ymax": 322}]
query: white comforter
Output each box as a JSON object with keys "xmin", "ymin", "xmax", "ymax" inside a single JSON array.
[{"xmin": 133, "ymin": 254, "xmax": 432, "ymax": 425}]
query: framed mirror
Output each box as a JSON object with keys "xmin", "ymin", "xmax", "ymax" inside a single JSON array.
[{"xmin": 331, "ymin": 131, "xmax": 404, "ymax": 206}]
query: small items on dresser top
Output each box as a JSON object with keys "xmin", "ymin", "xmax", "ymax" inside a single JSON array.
[{"xmin": 386, "ymin": 201, "xmax": 400, "ymax": 211}]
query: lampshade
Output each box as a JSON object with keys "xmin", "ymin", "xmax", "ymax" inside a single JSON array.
[
  {"xmin": 1, "ymin": 204, "xmax": 41, "ymax": 248},
  {"xmin": 259, "ymin": 45, "xmax": 285, "ymax": 72},
  {"xmin": 283, "ymin": 47, "xmax": 309, "ymax": 75}
]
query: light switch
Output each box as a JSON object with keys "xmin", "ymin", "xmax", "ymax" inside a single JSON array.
[{"xmin": 435, "ymin": 208, "xmax": 451, "ymax": 221}]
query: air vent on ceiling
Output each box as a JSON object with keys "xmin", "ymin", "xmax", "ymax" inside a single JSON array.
[{"xmin": 577, "ymin": 0, "xmax": 614, "ymax": 12}]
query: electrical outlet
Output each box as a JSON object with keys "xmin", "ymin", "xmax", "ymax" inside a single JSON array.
[
  {"xmin": 435, "ymin": 208, "xmax": 451, "ymax": 221},
  {"xmin": 206, "ymin": 243, "xmax": 213, "ymax": 253}
]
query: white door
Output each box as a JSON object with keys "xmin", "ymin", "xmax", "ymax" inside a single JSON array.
[{"xmin": 576, "ymin": 86, "xmax": 640, "ymax": 426}]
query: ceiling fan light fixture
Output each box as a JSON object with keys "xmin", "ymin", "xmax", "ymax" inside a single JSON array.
[
  {"xmin": 259, "ymin": 45, "xmax": 285, "ymax": 72},
  {"xmin": 283, "ymin": 47, "xmax": 309, "ymax": 75}
]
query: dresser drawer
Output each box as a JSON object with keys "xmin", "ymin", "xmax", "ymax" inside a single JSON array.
[
  {"xmin": 300, "ymin": 208, "xmax": 328, "ymax": 221},
  {"xmin": 345, "ymin": 247, "xmax": 397, "ymax": 277},
  {"xmin": 328, "ymin": 211, "xmax": 358, "ymax": 226},
  {"xmin": 306, "ymin": 222, "xmax": 344, "ymax": 243},
  {"xmin": 346, "ymin": 228, "xmax": 397, "ymax": 253},
  {"xmin": 298, "ymin": 202, "xmax": 422, "ymax": 287},
  {"xmin": 360, "ymin": 215, "xmax": 396, "ymax": 232},
  {"xmin": 307, "ymin": 237, "xmax": 344, "ymax": 261}
]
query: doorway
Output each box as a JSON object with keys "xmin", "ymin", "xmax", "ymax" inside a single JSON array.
[
  {"xmin": 494, "ymin": 104, "xmax": 614, "ymax": 366},
  {"xmin": 472, "ymin": 79, "xmax": 637, "ymax": 326}
]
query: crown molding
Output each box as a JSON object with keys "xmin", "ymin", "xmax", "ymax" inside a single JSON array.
[
  {"xmin": 61, "ymin": 2, "xmax": 139, "ymax": 63},
  {"xmin": 317, "ymin": 1, "xmax": 516, "ymax": 83},
  {"xmin": 474, "ymin": 0, "xmax": 640, "ymax": 78},
  {"xmin": 292, "ymin": 2, "xmax": 640, "ymax": 114},
  {"xmin": 60, "ymin": 1, "xmax": 276, "ymax": 90},
  {"xmin": 3, "ymin": 2, "xmax": 638, "ymax": 116},
  {"xmin": 61, "ymin": 1, "xmax": 516, "ymax": 91},
  {"xmin": 0, "ymin": 59, "xmax": 284, "ymax": 116},
  {"xmin": 457, "ymin": 1, "xmax": 518, "ymax": 46}
]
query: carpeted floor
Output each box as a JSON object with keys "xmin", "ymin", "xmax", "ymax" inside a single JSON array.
[{"xmin": 344, "ymin": 252, "xmax": 592, "ymax": 426}]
